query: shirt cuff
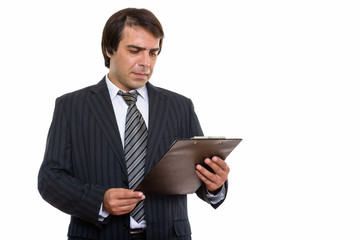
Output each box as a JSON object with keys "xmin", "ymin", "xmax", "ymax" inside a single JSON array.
[
  {"xmin": 98, "ymin": 203, "xmax": 110, "ymax": 222},
  {"xmin": 205, "ymin": 185, "xmax": 226, "ymax": 205}
]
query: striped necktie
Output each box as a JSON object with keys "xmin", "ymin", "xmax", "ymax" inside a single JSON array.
[{"xmin": 119, "ymin": 91, "xmax": 147, "ymax": 223}]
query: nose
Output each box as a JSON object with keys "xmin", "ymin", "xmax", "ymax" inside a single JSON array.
[{"xmin": 139, "ymin": 52, "xmax": 150, "ymax": 67}]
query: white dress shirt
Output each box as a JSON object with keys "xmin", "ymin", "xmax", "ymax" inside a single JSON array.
[{"xmin": 100, "ymin": 76, "xmax": 148, "ymax": 229}]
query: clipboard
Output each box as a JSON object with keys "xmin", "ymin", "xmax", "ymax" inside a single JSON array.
[{"xmin": 135, "ymin": 137, "xmax": 242, "ymax": 195}]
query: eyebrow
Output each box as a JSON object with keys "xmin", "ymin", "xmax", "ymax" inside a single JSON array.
[{"xmin": 127, "ymin": 45, "xmax": 160, "ymax": 52}]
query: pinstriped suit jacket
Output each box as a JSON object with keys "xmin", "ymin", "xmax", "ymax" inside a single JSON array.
[{"xmin": 38, "ymin": 77, "xmax": 227, "ymax": 240}]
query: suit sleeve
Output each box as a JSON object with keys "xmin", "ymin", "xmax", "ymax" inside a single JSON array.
[
  {"xmin": 187, "ymin": 99, "xmax": 229, "ymax": 209},
  {"xmin": 38, "ymin": 97, "xmax": 107, "ymax": 227}
]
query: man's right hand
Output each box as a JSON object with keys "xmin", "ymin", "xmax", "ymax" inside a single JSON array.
[{"xmin": 103, "ymin": 188, "xmax": 145, "ymax": 216}]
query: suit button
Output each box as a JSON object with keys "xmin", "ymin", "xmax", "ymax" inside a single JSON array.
[{"xmin": 123, "ymin": 224, "xmax": 129, "ymax": 230}]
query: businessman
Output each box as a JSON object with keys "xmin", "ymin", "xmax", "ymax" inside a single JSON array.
[{"xmin": 38, "ymin": 8, "xmax": 230, "ymax": 240}]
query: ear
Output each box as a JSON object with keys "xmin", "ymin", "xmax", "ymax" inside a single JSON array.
[{"xmin": 106, "ymin": 50, "xmax": 112, "ymax": 58}]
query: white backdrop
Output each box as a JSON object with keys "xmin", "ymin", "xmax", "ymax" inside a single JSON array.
[{"xmin": 1, "ymin": 0, "xmax": 359, "ymax": 239}]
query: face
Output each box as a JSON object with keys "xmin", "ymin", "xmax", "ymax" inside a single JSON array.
[{"xmin": 107, "ymin": 26, "xmax": 161, "ymax": 92}]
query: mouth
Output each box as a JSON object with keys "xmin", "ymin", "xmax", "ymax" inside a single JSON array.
[{"xmin": 132, "ymin": 72, "xmax": 149, "ymax": 79}]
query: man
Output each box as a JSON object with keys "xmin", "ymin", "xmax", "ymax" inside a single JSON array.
[{"xmin": 38, "ymin": 8, "xmax": 230, "ymax": 240}]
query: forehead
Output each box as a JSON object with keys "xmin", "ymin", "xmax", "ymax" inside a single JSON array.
[{"xmin": 120, "ymin": 26, "xmax": 160, "ymax": 48}]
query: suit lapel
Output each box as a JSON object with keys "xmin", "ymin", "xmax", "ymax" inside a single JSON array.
[
  {"xmin": 86, "ymin": 78, "xmax": 128, "ymax": 176},
  {"xmin": 85, "ymin": 80, "xmax": 170, "ymax": 177},
  {"xmin": 145, "ymin": 82, "xmax": 170, "ymax": 173}
]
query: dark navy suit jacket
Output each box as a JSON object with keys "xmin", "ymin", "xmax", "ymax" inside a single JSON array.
[{"xmin": 38, "ymin": 78, "xmax": 227, "ymax": 240}]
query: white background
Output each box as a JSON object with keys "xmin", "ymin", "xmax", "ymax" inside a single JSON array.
[{"xmin": 1, "ymin": 0, "xmax": 359, "ymax": 239}]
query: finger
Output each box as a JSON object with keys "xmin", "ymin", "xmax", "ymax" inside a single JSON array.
[
  {"xmin": 128, "ymin": 190, "xmax": 145, "ymax": 198},
  {"xmin": 211, "ymin": 158, "xmax": 230, "ymax": 184},
  {"xmin": 211, "ymin": 156, "xmax": 230, "ymax": 173},
  {"xmin": 204, "ymin": 158, "xmax": 224, "ymax": 176},
  {"xmin": 127, "ymin": 191, "xmax": 145, "ymax": 199},
  {"xmin": 110, "ymin": 188, "xmax": 145, "ymax": 199},
  {"xmin": 118, "ymin": 196, "xmax": 145, "ymax": 205},
  {"xmin": 205, "ymin": 157, "xmax": 230, "ymax": 180},
  {"xmin": 197, "ymin": 158, "xmax": 226, "ymax": 180},
  {"xmin": 111, "ymin": 202, "xmax": 138, "ymax": 215},
  {"xmin": 195, "ymin": 169, "xmax": 213, "ymax": 186},
  {"xmin": 195, "ymin": 169, "xmax": 221, "ymax": 192},
  {"xmin": 196, "ymin": 157, "xmax": 230, "ymax": 192},
  {"xmin": 196, "ymin": 163, "xmax": 218, "ymax": 182},
  {"xmin": 105, "ymin": 195, "xmax": 145, "ymax": 215},
  {"xmin": 103, "ymin": 188, "xmax": 145, "ymax": 215}
]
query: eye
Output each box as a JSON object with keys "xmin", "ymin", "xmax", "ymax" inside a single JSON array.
[
  {"xmin": 129, "ymin": 49, "xmax": 139, "ymax": 54},
  {"xmin": 150, "ymin": 51, "xmax": 159, "ymax": 57}
]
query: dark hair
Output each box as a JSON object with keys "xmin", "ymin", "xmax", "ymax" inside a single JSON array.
[{"xmin": 101, "ymin": 8, "xmax": 164, "ymax": 68}]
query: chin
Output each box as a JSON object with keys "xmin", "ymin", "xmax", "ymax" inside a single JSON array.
[{"xmin": 131, "ymin": 79, "xmax": 148, "ymax": 89}]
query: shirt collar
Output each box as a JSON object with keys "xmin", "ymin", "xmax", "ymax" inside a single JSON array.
[{"xmin": 105, "ymin": 75, "xmax": 148, "ymax": 102}]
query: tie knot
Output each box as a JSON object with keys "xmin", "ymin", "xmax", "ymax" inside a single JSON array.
[{"xmin": 119, "ymin": 91, "xmax": 138, "ymax": 106}]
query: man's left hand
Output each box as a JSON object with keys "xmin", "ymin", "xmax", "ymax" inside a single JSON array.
[{"xmin": 196, "ymin": 156, "xmax": 230, "ymax": 193}]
